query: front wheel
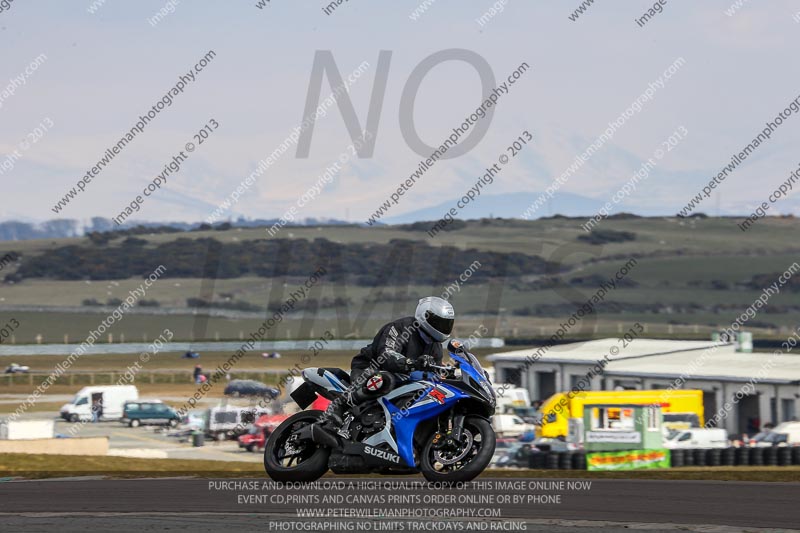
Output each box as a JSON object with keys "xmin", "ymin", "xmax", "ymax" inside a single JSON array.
[
  {"xmin": 264, "ymin": 410, "xmax": 330, "ymax": 482},
  {"xmin": 420, "ymin": 416, "xmax": 495, "ymax": 483}
]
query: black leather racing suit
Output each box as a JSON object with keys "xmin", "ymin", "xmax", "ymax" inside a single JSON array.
[
  {"xmin": 332, "ymin": 317, "xmax": 443, "ymax": 415},
  {"xmin": 351, "ymin": 316, "xmax": 443, "ymax": 383}
]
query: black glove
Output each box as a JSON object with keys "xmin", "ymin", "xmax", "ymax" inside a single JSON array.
[
  {"xmin": 383, "ymin": 350, "xmax": 414, "ymax": 373},
  {"xmin": 413, "ymin": 354, "xmax": 436, "ymax": 371}
]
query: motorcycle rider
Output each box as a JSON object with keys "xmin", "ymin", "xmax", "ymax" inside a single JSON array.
[{"xmin": 323, "ymin": 296, "xmax": 455, "ymax": 430}]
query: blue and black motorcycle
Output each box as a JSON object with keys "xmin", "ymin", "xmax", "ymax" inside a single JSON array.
[{"xmin": 264, "ymin": 340, "xmax": 496, "ymax": 482}]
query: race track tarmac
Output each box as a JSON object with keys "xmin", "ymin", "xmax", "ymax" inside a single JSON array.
[{"xmin": 1, "ymin": 477, "xmax": 798, "ymax": 532}]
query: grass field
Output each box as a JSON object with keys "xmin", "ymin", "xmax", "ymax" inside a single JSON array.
[
  {"xmin": 2, "ymin": 453, "xmax": 799, "ymax": 481},
  {"xmin": 0, "ymin": 349, "xmax": 362, "ymax": 413},
  {"xmin": 1, "ymin": 216, "xmax": 798, "ymax": 343},
  {"xmin": 0, "ymin": 349, "xmax": 506, "ymax": 411}
]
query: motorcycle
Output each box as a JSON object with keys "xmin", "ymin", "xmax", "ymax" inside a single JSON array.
[{"xmin": 264, "ymin": 340, "xmax": 496, "ymax": 483}]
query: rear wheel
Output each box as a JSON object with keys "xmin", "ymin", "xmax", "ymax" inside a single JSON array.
[
  {"xmin": 246, "ymin": 444, "xmax": 255, "ymax": 453},
  {"xmin": 264, "ymin": 410, "xmax": 330, "ymax": 482},
  {"xmin": 68, "ymin": 414, "xmax": 79, "ymax": 423},
  {"xmin": 129, "ymin": 419, "xmax": 140, "ymax": 428},
  {"xmin": 420, "ymin": 416, "xmax": 495, "ymax": 483}
]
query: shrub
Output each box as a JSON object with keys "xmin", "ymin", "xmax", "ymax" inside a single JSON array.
[{"xmin": 578, "ymin": 229, "xmax": 637, "ymax": 245}]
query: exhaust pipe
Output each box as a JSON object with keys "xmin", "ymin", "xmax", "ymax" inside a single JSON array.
[{"xmin": 310, "ymin": 424, "xmax": 340, "ymax": 449}]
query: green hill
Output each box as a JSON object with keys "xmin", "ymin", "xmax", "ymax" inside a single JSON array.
[{"xmin": 0, "ymin": 216, "xmax": 797, "ymax": 343}]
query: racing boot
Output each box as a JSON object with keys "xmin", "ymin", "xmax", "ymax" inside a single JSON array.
[{"xmin": 323, "ymin": 398, "xmax": 346, "ymax": 429}]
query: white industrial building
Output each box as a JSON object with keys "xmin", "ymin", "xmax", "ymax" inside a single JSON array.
[{"xmin": 487, "ymin": 338, "xmax": 800, "ymax": 436}]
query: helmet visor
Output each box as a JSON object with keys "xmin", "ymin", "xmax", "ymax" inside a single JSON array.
[{"xmin": 425, "ymin": 310, "xmax": 454, "ymax": 336}]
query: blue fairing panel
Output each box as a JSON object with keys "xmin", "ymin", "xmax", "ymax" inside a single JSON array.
[{"xmin": 387, "ymin": 383, "xmax": 467, "ymax": 467}]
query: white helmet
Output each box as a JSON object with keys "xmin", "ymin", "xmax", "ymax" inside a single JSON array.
[{"xmin": 415, "ymin": 296, "xmax": 455, "ymax": 342}]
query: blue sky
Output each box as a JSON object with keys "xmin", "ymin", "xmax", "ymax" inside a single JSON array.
[{"xmin": 1, "ymin": 0, "xmax": 800, "ymax": 224}]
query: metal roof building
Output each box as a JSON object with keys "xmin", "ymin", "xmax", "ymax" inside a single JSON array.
[{"xmin": 487, "ymin": 338, "xmax": 800, "ymax": 435}]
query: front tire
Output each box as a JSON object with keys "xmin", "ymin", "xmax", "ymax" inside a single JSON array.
[
  {"xmin": 264, "ymin": 410, "xmax": 330, "ymax": 482},
  {"xmin": 68, "ymin": 414, "xmax": 79, "ymax": 423},
  {"xmin": 129, "ymin": 419, "xmax": 140, "ymax": 428},
  {"xmin": 420, "ymin": 416, "xmax": 495, "ymax": 483}
]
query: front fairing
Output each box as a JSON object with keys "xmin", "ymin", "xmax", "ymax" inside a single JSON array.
[{"xmin": 450, "ymin": 353, "xmax": 496, "ymax": 410}]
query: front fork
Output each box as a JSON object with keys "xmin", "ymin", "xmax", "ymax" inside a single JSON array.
[{"xmin": 431, "ymin": 412, "xmax": 465, "ymax": 450}]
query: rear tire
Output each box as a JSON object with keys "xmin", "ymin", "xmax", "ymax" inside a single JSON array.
[
  {"xmin": 264, "ymin": 410, "xmax": 330, "ymax": 482},
  {"xmin": 68, "ymin": 414, "xmax": 79, "ymax": 423},
  {"xmin": 246, "ymin": 444, "xmax": 255, "ymax": 453},
  {"xmin": 130, "ymin": 419, "xmax": 140, "ymax": 428},
  {"xmin": 420, "ymin": 416, "xmax": 495, "ymax": 483}
]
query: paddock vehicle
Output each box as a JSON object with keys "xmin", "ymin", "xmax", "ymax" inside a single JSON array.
[
  {"xmin": 752, "ymin": 422, "xmax": 800, "ymax": 447},
  {"xmin": 122, "ymin": 400, "xmax": 180, "ymax": 428},
  {"xmin": 4, "ymin": 363, "xmax": 29, "ymax": 374},
  {"xmin": 238, "ymin": 414, "xmax": 288, "ymax": 452},
  {"xmin": 537, "ymin": 389, "xmax": 704, "ymax": 439},
  {"xmin": 264, "ymin": 340, "xmax": 496, "ymax": 483},
  {"xmin": 224, "ymin": 379, "xmax": 280, "ymax": 398},
  {"xmin": 60, "ymin": 385, "xmax": 139, "ymax": 422},
  {"xmin": 492, "ymin": 414, "xmax": 536, "ymax": 438},
  {"xmin": 207, "ymin": 405, "xmax": 272, "ymax": 440},
  {"xmin": 664, "ymin": 428, "xmax": 728, "ymax": 449}
]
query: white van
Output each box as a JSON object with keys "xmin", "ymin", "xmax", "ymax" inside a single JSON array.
[
  {"xmin": 492, "ymin": 414, "xmax": 535, "ymax": 438},
  {"xmin": 60, "ymin": 385, "xmax": 139, "ymax": 422},
  {"xmin": 664, "ymin": 428, "xmax": 728, "ymax": 449},
  {"xmin": 759, "ymin": 422, "xmax": 800, "ymax": 446},
  {"xmin": 494, "ymin": 386, "xmax": 531, "ymax": 415}
]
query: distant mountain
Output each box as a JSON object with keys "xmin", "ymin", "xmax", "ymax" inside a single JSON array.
[
  {"xmin": 0, "ymin": 216, "xmax": 351, "ymax": 242},
  {"xmin": 382, "ymin": 192, "xmax": 608, "ymax": 224}
]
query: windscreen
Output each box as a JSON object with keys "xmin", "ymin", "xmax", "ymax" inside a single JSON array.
[{"xmin": 464, "ymin": 352, "xmax": 486, "ymax": 377}]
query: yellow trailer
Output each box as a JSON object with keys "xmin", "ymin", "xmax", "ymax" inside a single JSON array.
[{"xmin": 537, "ymin": 389, "xmax": 704, "ymax": 438}]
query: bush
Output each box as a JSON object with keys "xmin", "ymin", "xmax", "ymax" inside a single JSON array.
[
  {"xmin": 138, "ymin": 299, "xmax": 160, "ymax": 307},
  {"xmin": 87, "ymin": 232, "xmax": 112, "ymax": 246},
  {"xmin": 14, "ymin": 236, "xmax": 558, "ymax": 285},
  {"xmin": 122, "ymin": 237, "xmax": 148, "ymax": 246},
  {"xmin": 187, "ymin": 298, "xmax": 261, "ymax": 312},
  {"xmin": 82, "ymin": 298, "xmax": 103, "ymax": 306},
  {"xmin": 578, "ymin": 229, "xmax": 637, "ymax": 245}
]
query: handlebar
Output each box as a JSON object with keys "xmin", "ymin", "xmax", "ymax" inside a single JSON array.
[{"xmin": 426, "ymin": 363, "xmax": 457, "ymax": 377}]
